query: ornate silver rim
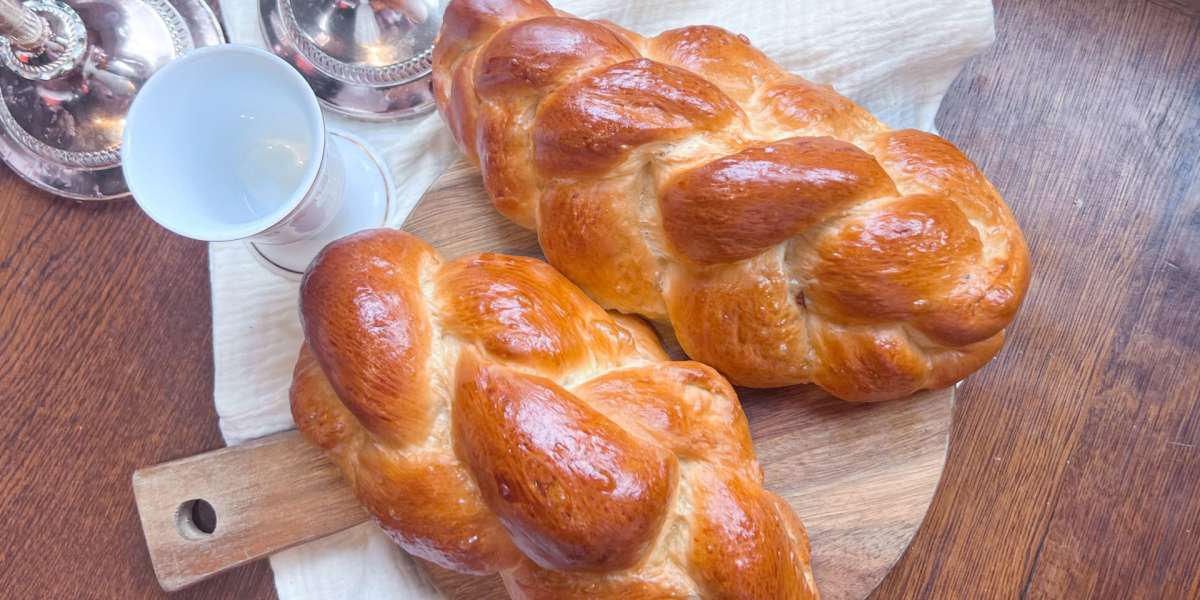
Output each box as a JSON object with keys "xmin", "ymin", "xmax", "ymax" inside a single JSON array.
[
  {"xmin": 145, "ymin": 0, "xmax": 195, "ymax": 60},
  {"xmin": 0, "ymin": 0, "xmax": 194, "ymax": 168},
  {"xmin": 0, "ymin": 97, "xmax": 123, "ymax": 168},
  {"xmin": 0, "ymin": 0, "xmax": 85, "ymax": 80},
  {"xmin": 277, "ymin": 0, "xmax": 433, "ymax": 87}
]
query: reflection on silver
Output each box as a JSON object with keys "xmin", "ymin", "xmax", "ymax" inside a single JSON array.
[
  {"xmin": 0, "ymin": 0, "xmax": 49, "ymax": 48},
  {"xmin": 260, "ymin": 0, "xmax": 440, "ymax": 121},
  {"xmin": 0, "ymin": 0, "xmax": 223, "ymax": 200},
  {"xmin": 0, "ymin": 0, "xmax": 86, "ymax": 81}
]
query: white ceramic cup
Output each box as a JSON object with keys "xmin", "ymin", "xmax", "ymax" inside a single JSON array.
[{"xmin": 122, "ymin": 44, "xmax": 392, "ymax": 276}]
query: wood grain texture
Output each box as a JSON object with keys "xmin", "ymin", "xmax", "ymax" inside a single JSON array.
[
  {"xmin": 0, "ymin": 195, "xmax": 276, "ymax": 599},
  {"xmin": 133, "ymin": 432, "xmax": 366, "ymax": 591},
  {"xmin": 873, "ymin": 0, "xmax": 1200, "ymax": 598},
  {"xmin": 1149, "ymin": 0, "xmax": 1200, "ymax": 18},
  {"xmin": 1, "ymin": 0, "xmax": 1198, "ymax": 598}
]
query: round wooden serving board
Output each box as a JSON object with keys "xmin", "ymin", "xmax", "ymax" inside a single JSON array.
[{"xmin": 400, "ymin": 159, "xmax": 955, "ymax": 600}]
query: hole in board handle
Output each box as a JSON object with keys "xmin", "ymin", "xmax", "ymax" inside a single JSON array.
[{"xmin": 176, "ymin": 499, "xmax": 218, "ymax": 540}]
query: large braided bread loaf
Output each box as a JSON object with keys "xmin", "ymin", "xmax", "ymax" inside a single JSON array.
[
  {"xmin": 290, "ymin": 229, "xmax": 818, "ymax": 599},
  {"xmin": 432, "ymin": 0, "xmax": 1030, "ymax": 401}
]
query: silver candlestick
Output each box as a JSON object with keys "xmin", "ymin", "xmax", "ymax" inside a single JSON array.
[
  {"xmin": 259, "ymin": 0, "xmax": 440, "ymax": 121},
  {"xmin": 0, "ymin": 0, "xmax": 222, "ymax": 200}
]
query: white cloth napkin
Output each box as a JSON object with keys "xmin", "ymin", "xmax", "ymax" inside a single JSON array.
[{"xmin": 212, "ymin": 1, "xmax": 995, "ymax": 597}]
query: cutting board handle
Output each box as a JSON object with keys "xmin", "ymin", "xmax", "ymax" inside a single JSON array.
[{"xmin": 131, "ymin": 430, "xmax": 368, "ymax": 591}]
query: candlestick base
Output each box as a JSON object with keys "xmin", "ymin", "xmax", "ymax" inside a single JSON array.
[
  {"xmin": 259, "ymin": 0, "xmax": 439, "ymax": 122},
  {"xmin": 0, "ymin": 0, "xmax": 223, "ymax": 200}
]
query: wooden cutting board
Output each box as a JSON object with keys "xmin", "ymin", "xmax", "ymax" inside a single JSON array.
[{"xmin": 133, "ymin": 158, "xmax": 953, "ymax": 600}]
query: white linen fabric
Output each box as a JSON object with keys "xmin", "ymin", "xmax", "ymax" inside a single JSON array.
[{"xmin": 210, "ymin": 1, "xmax": 995, "ymax": 597}]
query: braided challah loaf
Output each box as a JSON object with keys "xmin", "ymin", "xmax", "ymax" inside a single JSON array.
[
  {"xmin": 290, "ymin": 229, "xmax": 818, "ymax": 599},
  {"xmin": 431, "ymin": 0, "xmax": 1030, "ymax": 401}
]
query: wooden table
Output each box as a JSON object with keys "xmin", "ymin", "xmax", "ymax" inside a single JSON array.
[{"xmin": 2, "ymin": 0, "xmax": 1198, "ymax": 597}]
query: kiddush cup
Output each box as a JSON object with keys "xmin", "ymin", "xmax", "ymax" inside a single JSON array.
[{"xmin": 122, "ymin": 44, "xmax": 394, "ymax": 276}]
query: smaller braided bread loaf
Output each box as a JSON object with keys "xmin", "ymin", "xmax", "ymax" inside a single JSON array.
[
  {"xmin": 290, "ymin": 229, "xmax": 818, "ymax": 599},
  {"xmin": 433, "ymin": 0, "xmax": 1031, "ymax": 401}
]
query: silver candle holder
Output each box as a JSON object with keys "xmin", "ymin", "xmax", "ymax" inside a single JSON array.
[
  {"xmin": 259, "ymin": 0, "xmax": 440, "ymax": 121},
  {"xmin": 0, "ymin": 0, "xmax": 223, "ymax": 200}
]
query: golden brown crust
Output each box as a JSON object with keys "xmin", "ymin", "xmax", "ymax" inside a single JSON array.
[
  {"xmin": 433, "ymin": 0, "xmax": 1030, "ymax": 401},
  {"xmin": 354, "ymin": 443, "xmax": 522, "ymax": 574},
  {"xmin": 573, "ymin": 361, "xmax": 757, "ymax": 474},
  {"xmin": 538, "ymin": 178, "xmax": 667, "ymax": 318},
  {"xmin": 298, "ymin": 230, "xmax": 436, "ymax": 446},
  {"xmin": 474, "ymin": 17, "xmax": 637, "ymax": 99},
  {"xmin": 291, "ymin": 348, "xmax": 521, "ymax": 574},
  {"xmin": 454, "ymin": 352, "xmax": 676, "ymax": 572},
  {"xmin": 290, "ymin": 229, "xmax": 817, "ymax": 598},
  {"xmin": 763, "ymin": 78, "xmax": 887, "ymax": 141},
  {"xmin": 661, "ymin": 137, "xmax": 898, "ymax": 265},
  {"xmin": 665, "ymin": 252, "xmax": 812, "ymax": 388},
  {"xmin": 533, "ymin": 58, "xmax": 743, "ymax": 177},
  {"xmin": 504, "ymin": 555, "xmax": 693, "ymax": 600},
  {"xmin": 687, "ymin": 467, "xmax": 820, "ymax": 600}
]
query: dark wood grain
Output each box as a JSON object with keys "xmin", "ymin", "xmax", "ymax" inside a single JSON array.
[
  {"xmin": 0, "ymin": 193, "xmax": 276, "ymax": 599},
  {"xmin": 1150, "ymin": 0, "xmax": 1200, "ymax": 19},
  {"xmin": 0, "ymin": 0, "xmax": 1197, "ymax": 597},
  {"xmin": 874, "ymin": 0, "xmax": 1200, "ymax": 598}
]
